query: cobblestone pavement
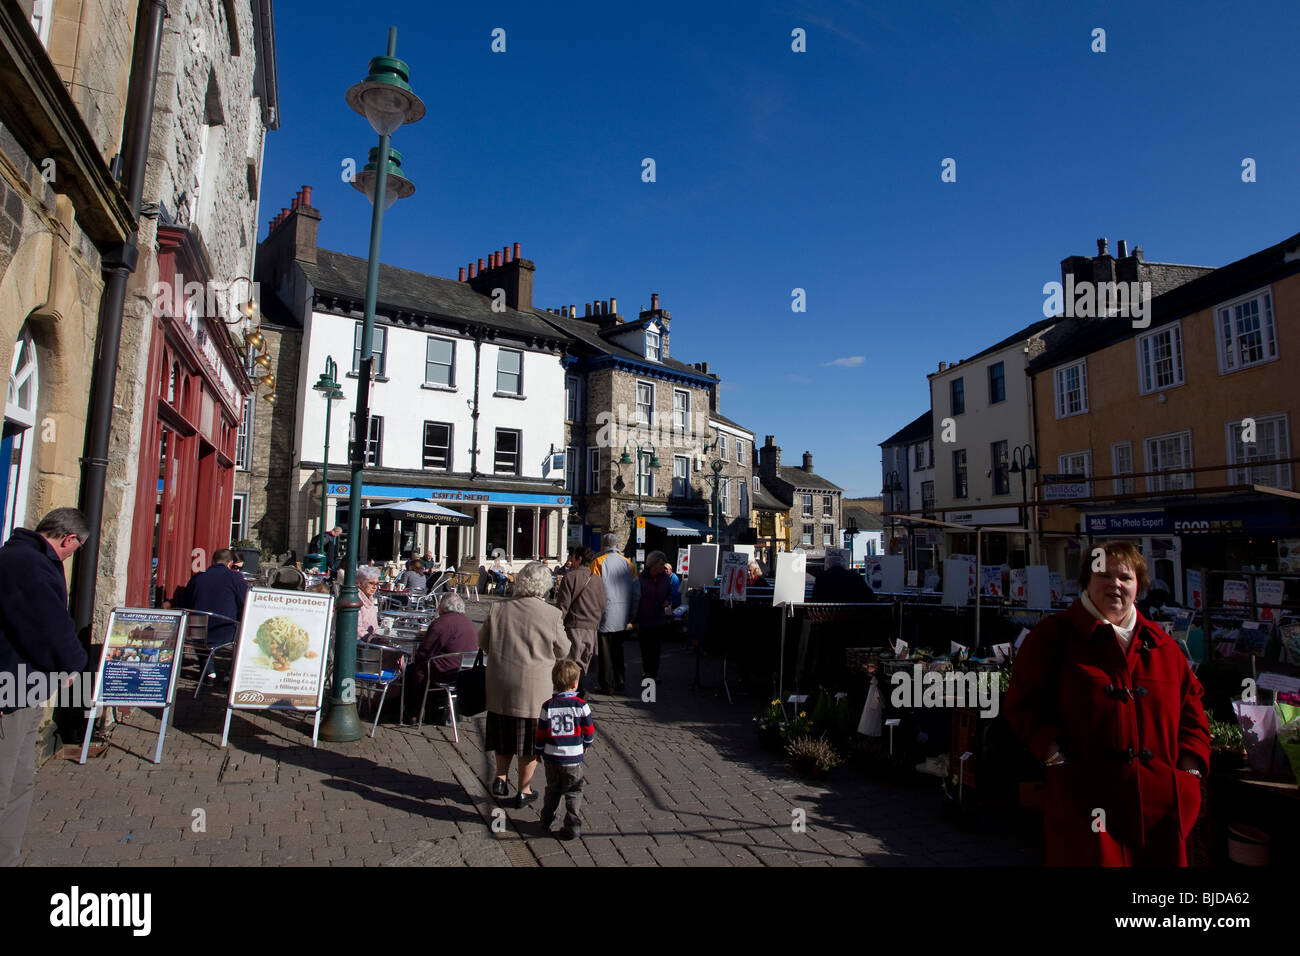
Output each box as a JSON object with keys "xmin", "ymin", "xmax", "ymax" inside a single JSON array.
[{"xmin": 21, "ymin": 596, "xmax": 1037, "ymax": 867}]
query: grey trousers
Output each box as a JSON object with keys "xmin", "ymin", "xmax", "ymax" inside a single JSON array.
[
  {"xmin": 541, "ymin": 760, "xmax": 584, "ymax": 829},
  {"xmin": 0, "ymin": 707, "xmax": 42, "ymax": 867}
]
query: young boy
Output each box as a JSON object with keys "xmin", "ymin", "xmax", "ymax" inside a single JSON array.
[{"xmin": 534, "ymin": 660, "xmax": 595, "ymax": 840}]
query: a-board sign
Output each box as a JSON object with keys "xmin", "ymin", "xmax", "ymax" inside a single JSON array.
[
  {"xmin": 96, "ymin": 608, "xmax": 187, "ymax": 707},
  {"xmin": 1009, "ymin": 568, "xmax": 1027, "ymax": 600},
  {"xmin": 676, "ymin": 547, "xmax": 690, "ymax": 578},
  {"xmin": 980, "ymin": 565, "xmax": 1003, "ymax": 597},
  {"xmin": 942, "ymin": 558, "xmax": 971, "ymax": 607},
  {"xmin": 1255, "ymin": 579, "xmax": 1285, "ymax": 621},
  {"xmin": 864, "ymin": 554, "xmax": 905, "ymax": 592},
  {"xmin": 1048, "ymin": 572, "xmax": 1063, "ymax": 605},
  {"xmin": 228, "ymin": 588, "xmax": 334, "ymax": 710},
  {"xmin": 720, "ymin": 551, "xmax": 749, "ymax": 602},
  {"xmin": 1026, "ymin": 566, "xmax": 1051, "ymax": 609},
  {"xmin": 1185, "ymin": 568, "xmax": 1203, "ymax": 610},
  {"xmin": 826, "ymin": 547, "xmax": 851, "ymax": 568},
  {"xmin": 772, "ymin": 551, "xmax": 807, "ymax": 605},
  {"xmin": 686, "ymin": 544, "xmax": 719, "ymax": 590},
  {"xmin": 732, "ymin": 544, "xmax": 755, "ymax": 563}
]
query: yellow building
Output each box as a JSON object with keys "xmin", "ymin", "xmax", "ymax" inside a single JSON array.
[{"xmin": 1028, "ymin": 231, "xmax": 1300, "ymax": 601}]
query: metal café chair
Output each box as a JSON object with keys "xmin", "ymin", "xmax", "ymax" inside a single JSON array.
[
  {"xmin": 413, "ymin": 650, "xmax": 481, "ymax": 742},
  {"xmin": 354, "ymin": 639, "xmax": 409, "ymax": 738},
  {"xmin": 182, "ymin": 611, "xmax": 240, "ymax": 698}
]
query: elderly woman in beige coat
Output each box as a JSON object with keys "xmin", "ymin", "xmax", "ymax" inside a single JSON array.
[{"xmin": 479, "ymin": 561, "xmax": 572, "ymax": 808}]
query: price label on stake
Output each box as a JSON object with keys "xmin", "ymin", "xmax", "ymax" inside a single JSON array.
[{"xmin": 884, "ymin": 718, "xmax": 900, "ymax": 727}]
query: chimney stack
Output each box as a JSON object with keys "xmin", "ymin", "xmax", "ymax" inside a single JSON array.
[
  {"xmin": 758, "ymin": 435, "xmax": 781, "ymax": 480},
  {"xmin": 802, "ymin": 452, "xmax": 813, "ymax": 472},
  {"xmin": 464, "ymin": 240, "xmax": 535, "ymax": 310},
  {"xmin": 1097, "ymin": 237, "xmax": 1109, "ymax": 256},
  {"xmin": 1117, "ymin": 239, "xmax": 1129, "ymax": 258},
  {"xmin": 938, "ymin": 361, "xmax": 948, "ymax": 372}
]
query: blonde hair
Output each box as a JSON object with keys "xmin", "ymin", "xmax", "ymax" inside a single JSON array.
[{"xmin": 552, "ymin": 659, "xmax": 582, "ymax": 691}]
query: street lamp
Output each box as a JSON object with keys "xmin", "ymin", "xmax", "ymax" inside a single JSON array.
[
  {"xmin": 885, "ymin": 470, "xmax": 903, "ymax": 556},
  {"xmin": 1010, "ymin": 444, "xmax": 1038, "ymax": 564},
  {"xmin": 697, "ymin": 439, "xmax": 727, "ymax": 544},
  {"xmin": 320, "ymin": 27, "xmax": 424, "ymax": 743},
  {"xmin": 619, "ymin": 439, "xmax": 660, "ymax": 550},
  {"xmin": 844, "ymin": 514, "xmax": 860, "ymax": 562},
  {"xmin": 310, "ymin": 356, "xmax": 345, "ymax": 568}
]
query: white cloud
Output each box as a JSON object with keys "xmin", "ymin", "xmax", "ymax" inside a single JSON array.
[{"xmin": 822, "ymin": 356, "xmax": 866, "ymax": 368}]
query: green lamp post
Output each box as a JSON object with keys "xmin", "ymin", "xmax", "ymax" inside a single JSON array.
[
  {"xmin": 619, "ymin": 439, "xmax": 659, "ymax": 559},
  {"xmin": 698, "ymin": 439, "xmax": 725, "ymax": 543},
  {"xmin": 320, "ymin": 27, "xmax": 424, "ymax": 742},
  {"xmin": 312, "ymin": 356, "xmax": 345, "ymax": 567}
]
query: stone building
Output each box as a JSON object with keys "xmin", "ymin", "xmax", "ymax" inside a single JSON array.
[
  {"xmin": 1, "ymin": 2, "xmax": 133, "ymax": 547},
  {"xmin": 538, "ymin": 297, "xmax": 727, "ymax": 557},
  {"xmin": 101, "ymin": 0, "xmax": 277, "ymax": 610},
  {"xmin": 253, "ymin": 197, "xmax": 573, "ymax": 568},
  {"xmin": 756, "ymin": 436, "xmax": 843, "ymax": 558},
  {"xmin": 704, "ymin": 410, "xmax": 755, "ymax": 544}
]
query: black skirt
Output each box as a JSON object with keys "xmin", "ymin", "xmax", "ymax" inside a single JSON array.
[{"xmin": 484, "ymin": 711, "xmax": 540, "ymax": 756}]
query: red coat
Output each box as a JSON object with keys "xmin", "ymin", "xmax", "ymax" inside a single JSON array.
[{"xmin": 1003, "ymin": 600, "xmax": 1210, "ymax": 866}]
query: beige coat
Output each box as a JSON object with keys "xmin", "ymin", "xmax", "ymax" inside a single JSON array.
[{"xmin": 478, "ymin": 596, "xmax": 572, "ymax": 718}]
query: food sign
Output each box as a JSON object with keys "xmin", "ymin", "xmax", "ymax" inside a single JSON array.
[{"xmin": 228, "ymin": 589, "xmax": 334, "ymax": 710}]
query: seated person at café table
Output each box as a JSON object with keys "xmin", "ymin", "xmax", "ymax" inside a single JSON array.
[
  {"xmin": 405, "ymin": 592, "xmax": 478, "ymax": 722},
  {"xmin": 398, "ymin": 559, "xmax": 427, "ymax": 591},
  {"xmin": 488, "ymin": 556, "xmax": 510, "ymax": 594},
  {"xmin": 357, "ymin": 565, "xmax": 382, "ymax": 638}
]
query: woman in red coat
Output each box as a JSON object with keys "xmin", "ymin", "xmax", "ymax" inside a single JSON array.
[{"xmin": 1003, "ymin": 540, "xmax": 1210, "ymax": 866}]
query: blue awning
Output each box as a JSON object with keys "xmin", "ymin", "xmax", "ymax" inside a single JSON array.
[{"xmin": 644, "ymin": 516, "xmax": 712, "ymax": 537}]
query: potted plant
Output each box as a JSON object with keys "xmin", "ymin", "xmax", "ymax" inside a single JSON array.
[
  {"xmin": 785, "ymin": 734, "xmax": 845, "ymax": 780},
  {"xmin": 755, "ymin": 699, "xmax": 786, "ymax": 753},
  {"xmin": 232, "ymin": 539, "xmax": 261, "ymax": 574},
  {"xmin": 1207, "ymin": 718, "xmax": 1246, "ymax": 773}
]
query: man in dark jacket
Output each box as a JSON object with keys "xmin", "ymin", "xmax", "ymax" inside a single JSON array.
[
  {"xmin": 181, "ymin": 549, "xmax": 249, "ymax": 677},
  {"xmin": 323, "ymin": 527, "xmax": 343, "ymax": 577},
  {"xmin": 0, "ymin": 507, "xmax": 89, "ymax": 867}
]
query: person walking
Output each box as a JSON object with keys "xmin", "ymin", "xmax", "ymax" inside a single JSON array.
[
  {"xmin": 323, "ymin": 527, "xmax": 343, "ymax": 577},
  {"xmin": 0, "ymin": 508, "xmax": 89, "ymax": 867},
  {"xmin": 554, "ymin": 547, "xmax": 605, "ymax": 689},
  {"xmin": 534, "ymin": 660, "xmax": 595, "ymax": 840},
  {"xmin": 1003, "ymin": 540, "xmax": 1210, "ymax": 866},
  {"xmin": 479, "ymin": 562, "xmax": 572, "ymax": 807},
  {"xmin": 588, "ymin": 534, "xmax": 638, "ymax": 695},
  {"xmin": 632, "ymin": 551, "xmax": 672, "ymax": 684}
]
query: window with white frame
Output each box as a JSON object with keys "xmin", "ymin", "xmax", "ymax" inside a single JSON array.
[
  {"xmin": 422, "ymin": 422, "xmax": 452, "ymax": 470},
  {"xmin": 565, "ymin": 445, "xmax": 578, "ymax": 492},
  {"xmin": 672, "ymin": 455, "xmax": 690, "ymax": 497},
  {"xmin": 718, "ymin": 433, "xmax": 728, "ymax": 459},
  {"xmin": 1054, "ymin": 360, "xmax": 1088, "ymax": 418},
  {"xmin": 635, "ymin": 382, "xmax": 654, "ymax": 425},
  {"xmin": 1057, "ymin": 450, "xmax": 1092, "ymax": 496},
  {"xmin": 566, "ymin": 376, "xmax": 580, "ymax": 421},
  {"xmin": 496, "ymin": 349, "xmax": 523, "ymax": 395},
  {"xmin": 823, "ymin": 523, "xmax": 834, "ymax": 547},
  {"xmin": 352, "ymin": 323, "xmax": 387, "ymax": 376},
  {"xmin": 1136, "ymin": 323, "xmax": 1184, "ymax": 393},
  {"xmin": 425, "ymin": 336, "xmax": 455, "ymax": 387},
  {"xmin": 736, "ymin": 438, "xmax": 745, "ymax": 463},
  {"xmin": 719, "ymin": 478, "xmax": 729, "ymax": 516},
  {"xmin": 645, "ymin": 330, "xmax": 661, "ymax": 362},
  {"xmin": 494, "ymin": 429, "xmax": 521, "ymax": 475},
  {"xmin": 801, "ymin": 493, "xmax": 813, "ymax": 517},
  {"xmin": 635, "ymin": 450, "xmax": 654, "ymax": 496},
  {"xmin": 822, "ymin": 496, "xmax": 833, "ymax": 518},
  {"xmin": 236, "ymin": 396, "xmax": 253, "ymax": 470},
  {"xmin": 30, "ymin": 1, "xmax": 53, "ymax": 47},
  {"xmin": 1228, "ymin": 414, "xmax": 1291, "ymax": 489},
  {"xmin": 230, "ymin": 493, "xmax": 248, "ymax": 544},
  {"xmin": 1144, "ymin": 431, "xmax": 1193, "ymax": 492},
  {"xmin": 350, "ymin": 413, "xmax": 382, "ymax": 466},
  {"xmin": 1111, "ymin": 442, "xmax": 1135, "ymax": 495},
  {"xmin": 1217, "ymin": 289, "xmax": 1278, "ymax": 373},
  {"xmin": 588, "ymin": 448, "xmax": 600, "ymax": 493},
  {"xmin": 801, "ymin": 523, "xmax": 813, "ymax": 546},
  {"xmin": 672, "ymin": 389, "xmax": 689, "ymax": 430},
  {"xmin": 914, "ymin": 443, "xmax": 926, "ymax": 471},
  {"xmin": 953, "ymin": 449, "xmax": 968, "ymax": 499}
]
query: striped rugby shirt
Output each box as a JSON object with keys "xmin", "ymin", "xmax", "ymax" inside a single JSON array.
[{"xmin": 534, "ymin": 691, "xmax": 595, "ymax": 764}]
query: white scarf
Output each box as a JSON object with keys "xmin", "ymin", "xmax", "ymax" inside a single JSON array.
[{"xmin": 1080, "ymin": 590, "xmax": 1137, "ymax": 650}]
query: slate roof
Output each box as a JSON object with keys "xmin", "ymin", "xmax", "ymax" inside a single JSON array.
[
  {"xmin": 930, "ymin": 318, "xmax": 1058, "ymax": 375},
  {"xmin": 842, "ymin": 503, "xmax": 885, "ymax": 532},
  {"xmin": 880, "ymin": 410, "xmax": 932, "ymax": 447},
  {"xmin": 709, "ymin": 410, "xmax": 754, "ymax": 435},
  {"xmin": 753, "ymin": 480, "xmax": 789, "ymax": 511},
  {"xmin": 536, "ymin": 311, "xmax": 719, "ymax": 385},
  {"xmin": 778, "ymin": 464, "xmax": 843, "ymax": 493},
  {"xmin": 300, "ymin": 249, "xmax": 567, "ymax": 344},
  {"xmin": 1027, "ymin": 230, "xmax": 1300, "ymax": 374}
]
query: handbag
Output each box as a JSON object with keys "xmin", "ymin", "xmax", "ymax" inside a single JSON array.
[{"xmin": 455, "ymin": 650, "xmax": 487, "ymax": 717}]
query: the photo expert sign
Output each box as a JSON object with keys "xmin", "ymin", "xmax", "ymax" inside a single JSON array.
[
  {"xmin": 229, "ymin": 589, "xmax": 333, "ymax": 709},
  {"xmin": 97, "ymin": 609, "xmax": 187, "ymax": 707}
]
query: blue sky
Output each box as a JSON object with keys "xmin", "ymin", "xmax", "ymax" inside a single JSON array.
[{"xmin": 261, "ymin": 0, "xmax": 1300, "ymax": 497}]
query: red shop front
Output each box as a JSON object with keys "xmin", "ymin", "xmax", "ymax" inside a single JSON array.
[{"xmin": 126, "ymin": 225, "xmax": 254, "ymax": 607}]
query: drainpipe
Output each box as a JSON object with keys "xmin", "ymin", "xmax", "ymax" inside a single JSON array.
[
  {"xmin": 70, "ymin": 0, "xmax": 167, "ymax": 643},
  {"xmin": 469, "ymin": 334, "xmax": 482, "ymax": 477}
]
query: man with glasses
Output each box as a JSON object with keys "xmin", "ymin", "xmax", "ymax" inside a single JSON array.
[{"xmin": 0, "ymin": 507, "xmax": 89, "ymax": 866}]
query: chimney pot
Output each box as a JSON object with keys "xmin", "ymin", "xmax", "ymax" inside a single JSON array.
[
  {"xmin": 584, "ymin": 303, "xmax": 591, "ymax": 317},
  {"xmin": 1097, "ymin": 237, "xmax": 1108, "ymax": 256},
  {"xmin": 1117, "ymin": 239, "xmax": 1128, "ymax": 258},
  {"xmin": 1133, "ymin": 245, "xmax": 1145, "ymax": 262},
  {"xmin": 458, "ymin": 267, "xmax": 466, "ymax": 281},
  {"xmin": 803, "ymin": 452, "xmax": 813, "ymax": 472},
  {"xmin": 569, "ymin": 303, "xmax": 576, "ymax": 318},
  {"xmin": 478, "ymin": 258, "xmax": 486, "ymax": 272},
  {"xmin": 651, "ymin": 293, "xmax": 659, "ymax": 311},
  {"xmin": 292, "ymin": 195, "xmax": 300, "ymax": 210},
  {"xmin": 513, "ymin": 241, "xmax": 521, "ymax": 259},
  {"xmin": 502, "ymin": 245, "xmax": 510, "ymax": 264},
  {"xmin": 301, "ymin": 185, "xmax": 312, "ymax": 207},
  {"xmin": 610, "ymin": 297, "xmax": 617, "ymax": 314}
]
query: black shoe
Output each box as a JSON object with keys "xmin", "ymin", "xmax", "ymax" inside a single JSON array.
[
  {"xmin": 538, "ymin": 815, "xmax": 554, "ymax": 833},
  {"xmin": 516, "ymin": 790, "xmax": 539, "ymax": 809},
  {"xmin": 558, "ymin": 825, "xmax": 581, "ymax": 840},
  {"xmin": 491, "ymin": 778, "xmax": 509, "ymax": 797}
]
